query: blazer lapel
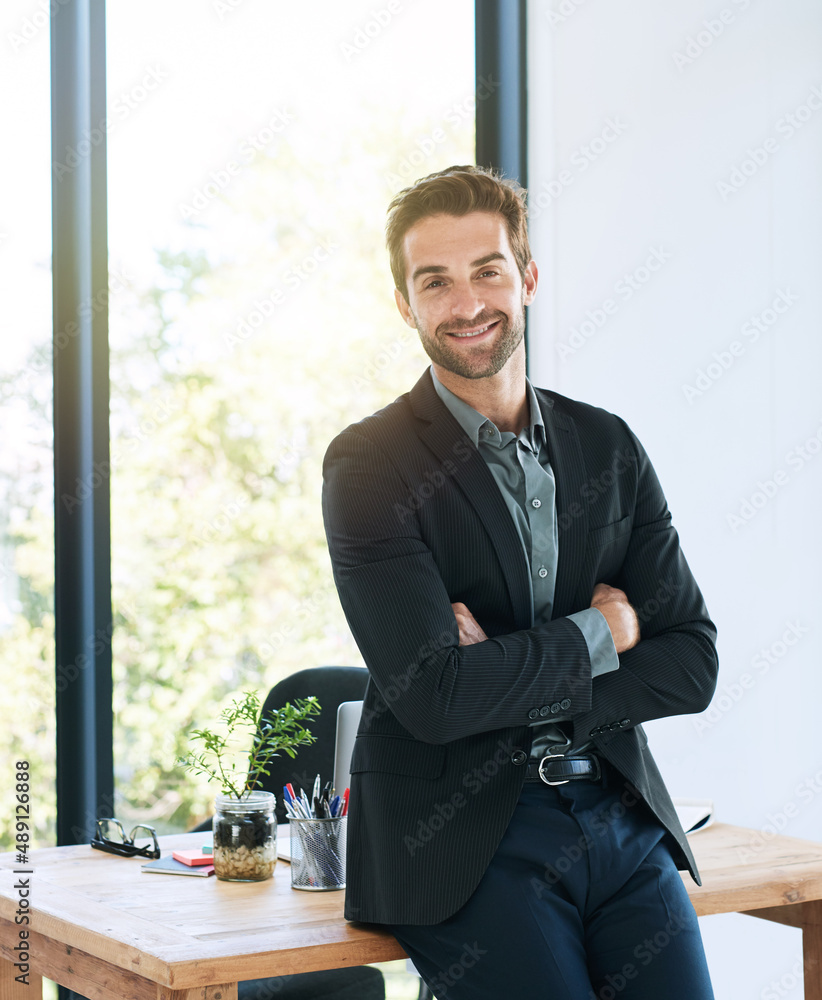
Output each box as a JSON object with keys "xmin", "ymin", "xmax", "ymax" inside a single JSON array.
[
  {"xmin": 534, "ymin": 389, "xmax": 589, "ymax": 619},
  {"xmin": 410, "ymin": 371, "xmax": 532, "ymax": 630}
]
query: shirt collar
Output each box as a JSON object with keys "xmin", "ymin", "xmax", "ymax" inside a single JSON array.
[{"xmin": 430, "ymin": 366, "xmax": 545, "ymax": 452}]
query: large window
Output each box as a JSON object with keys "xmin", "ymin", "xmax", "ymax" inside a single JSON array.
[{"xmin": 105, "ymin": 0, "xmax": 476, "ymax": 834}]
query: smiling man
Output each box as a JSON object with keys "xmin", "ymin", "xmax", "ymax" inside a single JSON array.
[
  {"xmin": 398, "ymin": 212, "xmax": 529, "ymax": 382},
  {"xmin": 322, "ymin": 165, "xmax": 717, "ymax": 999}
]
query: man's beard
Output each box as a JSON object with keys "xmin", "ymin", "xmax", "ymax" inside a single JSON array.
[{"xmin": 415, "ymin": 308, "xmax": 525, "ymax": 380}]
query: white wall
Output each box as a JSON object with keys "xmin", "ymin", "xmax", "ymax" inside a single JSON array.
[{"xmin": 527, "ymin": 1, "xmax": 822, "ymax": 996}]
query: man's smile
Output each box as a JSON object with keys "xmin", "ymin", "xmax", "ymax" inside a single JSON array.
[{"xmin": 443, "ymin": 319, "xmax": 501, "ymax": 339}]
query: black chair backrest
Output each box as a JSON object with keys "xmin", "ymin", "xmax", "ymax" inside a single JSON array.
[{"xmin": 255, "ymin": 666, "xmax": 368, "ymax": 823}]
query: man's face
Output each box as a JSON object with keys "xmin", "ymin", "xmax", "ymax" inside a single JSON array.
[{"xmin": 395, "ymin": 211, "xmax": 537, "ymax": 380}]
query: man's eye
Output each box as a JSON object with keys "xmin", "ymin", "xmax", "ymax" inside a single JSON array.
[
  {"xmin": 425, "ymin": 280, "xmax": 445, "ymax": 289},
  {"xmin": 478, "ymin": 270, "xmax": 499, "ymax": 278}
]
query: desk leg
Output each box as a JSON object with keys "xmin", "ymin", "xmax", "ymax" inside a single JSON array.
[
  {"xmin": 0, "ymin": 955, "xmax": 42, "ymax": 1000},
  {"xmin": 804, "ymin": 901, "xmax": 822, "ymax": 1000},
  {"xmin": 156, "ymin": 985, "xmax": 237, "ymax": 1000}
]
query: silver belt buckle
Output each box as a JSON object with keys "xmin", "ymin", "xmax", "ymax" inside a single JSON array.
[{"xmin": 538, "ymin": 753, "xmax": 569, "ymax": 786}]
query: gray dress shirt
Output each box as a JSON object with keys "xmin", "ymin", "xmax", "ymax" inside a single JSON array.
[{"xmin": 431, "ymin": 367, "xmax": 619, "ymax": 756}]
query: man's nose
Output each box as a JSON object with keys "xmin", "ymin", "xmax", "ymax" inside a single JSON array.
[{"xmin": 449, "ymin": 282, "xmax": 485, "ymax": 319}]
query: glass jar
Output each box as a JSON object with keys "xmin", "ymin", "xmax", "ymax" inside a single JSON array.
[{"xmin": 212, "ymin": 790, "xmax": 277, "ymax": 881}]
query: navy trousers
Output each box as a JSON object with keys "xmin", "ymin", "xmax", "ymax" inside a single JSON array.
[{"xmin": 388, "ymin": 759, "xmax": 714, "ymax": 1000}]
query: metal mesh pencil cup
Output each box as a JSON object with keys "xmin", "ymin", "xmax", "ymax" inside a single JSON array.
[{"xmin": 289, "ymin": 816, "xmax": 346, "ymax": 891}]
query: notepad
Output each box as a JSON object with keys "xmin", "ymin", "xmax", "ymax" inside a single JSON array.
[
  {"xmin": 172, "ymin": 849, "xmax": 214, "ymax": 866},
  {"xmin": 142, "ymin": 855, "xmax": 215, "ymax": 876},
  {"xmin": 673, "ymin": 798, "xmax": 714, "ymax": 834}
]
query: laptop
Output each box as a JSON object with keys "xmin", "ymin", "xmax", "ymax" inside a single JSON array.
[{"xmin": 333, "ymin": 699, "xmax": 363, "ymax": 796}]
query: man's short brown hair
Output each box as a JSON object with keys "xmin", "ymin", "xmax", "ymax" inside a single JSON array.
[{"xmin": 386, "ymin": 165, "xmax": 531, "ymax": 300}]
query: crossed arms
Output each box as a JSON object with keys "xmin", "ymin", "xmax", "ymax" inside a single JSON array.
[
  {"xmin": 322, "ymin": 412, "xmax": 717, "ymax": 748},
  {"xmin": 452, "ymin": 582, "xmax": 640, "ymax": 653}
]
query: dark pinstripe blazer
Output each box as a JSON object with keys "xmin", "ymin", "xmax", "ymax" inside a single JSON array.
[{"xmin": 322, "ymin": 369, "xmax": 718, "ymax": 925}]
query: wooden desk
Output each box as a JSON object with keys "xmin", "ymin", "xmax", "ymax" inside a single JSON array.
[
  {"xmin": 688, "ymin": 823, "xmax": 822, "ymax": 999},
  {"xmin": 1, "ymin": 823, "xmax": 821, "ymax": 1000}
]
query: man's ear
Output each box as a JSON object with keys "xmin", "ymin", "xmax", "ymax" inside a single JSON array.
[
  {"xmin": 394, "ymin": 288, "xmax": 417, "ymax": 329},
  {"xmin": 522, "ymin": 260, "xmax": 538, "ymax": 306}
]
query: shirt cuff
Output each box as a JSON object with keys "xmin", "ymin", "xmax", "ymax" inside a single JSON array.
[{"xmin": 567, "ymin": 608, "xmax": 620, "ymax": 678}]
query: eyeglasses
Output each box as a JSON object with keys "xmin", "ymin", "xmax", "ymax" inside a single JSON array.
[{"xmin": 90, "ymin": 818, "xmax": 161, "ymax": 859}]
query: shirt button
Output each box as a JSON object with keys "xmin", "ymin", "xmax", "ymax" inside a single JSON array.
[
  {"xmin": 538, "ymin": 567, "xmax": 548, "ymax": 579},
  {"xmin": 531, "ymin": 498, "xmax": 542, "ymax": 508},
  {"xmin": 485, "ymin": 428, "xmax": 494, "ymax": 438}
]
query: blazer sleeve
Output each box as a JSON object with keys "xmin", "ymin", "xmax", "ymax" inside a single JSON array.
[
  {"xmin": 567, "ymin": 419, "xmax": 718, "ymax": 745},
  {"xmin": 322, "ymin": 426, "xmax": 594, "ymax": 745}
]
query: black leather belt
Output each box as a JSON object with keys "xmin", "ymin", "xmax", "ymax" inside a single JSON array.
[{"xmin": 524, "ymin": 753, "xmax": 602, "ymax": 785}]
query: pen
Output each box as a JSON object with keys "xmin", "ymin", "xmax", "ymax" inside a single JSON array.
[
  {"xmin": 289, "ymin": 788, "xmax": 309, "ymax": 819},
  {"xmin": 341, "ymin": 788, "xmax": 350, "ymax": 817},
  {"xmin": 300, "ymin": 791, "xmax": 313, "ymax": 818},
  {"xmin": 282, "ymin": 787, "xmax": 303, "ymax": 820}
]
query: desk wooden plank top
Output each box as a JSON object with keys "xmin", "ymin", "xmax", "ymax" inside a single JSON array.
[
  {"xmin": 2, "ymin": 823, "xmax": 822, "ymax": 993},
  {"xmin": 687, "ymin": 823, "xmax": 822, "ymax": 916},
  {"xmin": 0, "ymin": 832, "xmax": 404, "ymax": 990}
]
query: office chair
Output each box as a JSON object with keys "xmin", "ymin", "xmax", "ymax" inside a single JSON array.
[{"xmin": 253, "ymin": 666, "xmax": 370, "ymax": 826}]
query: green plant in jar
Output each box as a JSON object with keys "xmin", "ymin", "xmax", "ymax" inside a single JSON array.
[{"xmin": 179, "ymin": 691, "xmax": 320, "ymax": 881}]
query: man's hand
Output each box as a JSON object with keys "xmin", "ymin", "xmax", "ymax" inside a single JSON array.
[
  {"xmin": 590, "ymin": 583, "xmax": 640, "ymax": 654},
  {"xmin": 451, "ymin": 602, "xmax": 488, "ymax": 646}
]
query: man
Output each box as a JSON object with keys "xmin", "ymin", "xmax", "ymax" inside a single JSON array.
[{"xmin": 322, "ymin": 165, "xmax": 717, "ymax": 999}]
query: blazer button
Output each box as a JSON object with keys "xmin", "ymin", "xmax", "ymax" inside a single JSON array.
[
  {"xmin": 511, "ymin": 750, "xmax": 527, "ymax": 766},
  {"xmin": 560, "ymin": 699, "xmax": 571, "ymax": 710},
  {"xmin": 550, "ymin": 702, "xmax": 561, "ymax": 714},
  {"xmin": 620, "ymin": 718, "xmax": 630, "ymax": 726},
  {"xmin": 528, "ymin": 708, "xmax": 540, "ymax": 720},
  {"xmin": 539, "ymin": 705, "xmax": 551, "ymax": 717}
]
